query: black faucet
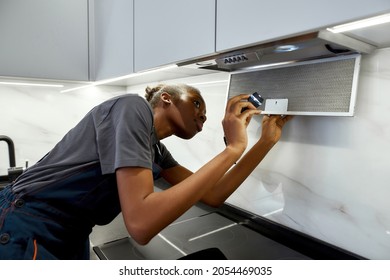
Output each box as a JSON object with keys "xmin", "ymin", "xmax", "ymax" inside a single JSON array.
[
  {"xmin": 0, "ymin": 135, "xmax": 24, "ymax": 185},
  {"xmin": 0, "ymin": 135, "xmax": 16, "ymax": 168}
]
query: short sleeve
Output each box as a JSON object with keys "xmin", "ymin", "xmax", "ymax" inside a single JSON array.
[
  {"xmin": 155, "ymin": 142, "xmax": 178, "ymax": 170},
  {"xmin": 93, "ymin": 95, "xmax": 154, "ymax": 174}
]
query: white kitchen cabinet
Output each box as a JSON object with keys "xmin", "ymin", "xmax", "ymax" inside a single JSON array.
[
  {"xmin": 134, "ymin": 0, "xmax": 216, "ymax": 72},
  {"xmin": 216, "ymin": 0, "xmax": 390, "ymax": 52},
  {"xmin": 91, "ymin": 0, "xmax": 134, "ymax": 81},
  {"xmin": 0, "ymin": 0, "xmax": 89, "ymax": 81}
]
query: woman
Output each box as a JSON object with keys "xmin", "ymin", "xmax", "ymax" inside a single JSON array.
[{"xmin": 0, "ymin": 84, "xmax": 292, "ymax": 259}]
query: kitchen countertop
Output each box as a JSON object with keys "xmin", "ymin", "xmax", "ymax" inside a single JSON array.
[{"xmin": 90, "ymin": 188, "xmax": 311, "ymax": 260}]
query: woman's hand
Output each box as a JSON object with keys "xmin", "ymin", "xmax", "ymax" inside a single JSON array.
[
  {"xmin": 260, "ymin": 115, "xmax": 294, "ymax": 145},
  {"xmin": 222, "ymin": 94, "xmax": 260, "ymax": 156}
]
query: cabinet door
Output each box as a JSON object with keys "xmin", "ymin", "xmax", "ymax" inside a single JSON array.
[
  {"xmin": 91, "ymin": 0, "xmax": 134, "ymax": 81},
  {"xmin": 0, "ymin": 0, "xmax": 89, "ymax": 81},
  {"xmin": 134, "ymin": 0, "xmax": 216, "ymax": 72},
  {"xmin": 217, "ymin": 0, "xmax": 390, "ymax": 52}
]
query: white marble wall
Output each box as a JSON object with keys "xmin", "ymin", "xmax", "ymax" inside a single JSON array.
[
  {"xmin": 0, "ymin": 84, "xmax": 126, "ymax": 175},
  {"xmin": 127, "ymin": 48, "xmax": 390, "ymax": 259}
]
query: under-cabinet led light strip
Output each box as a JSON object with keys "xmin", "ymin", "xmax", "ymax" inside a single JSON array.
[
  {"xmin": 61, "ymin": 64, "xmax": 178, "ymax": 93},
  {"xmin": 0, "ymin": 81, "xmax": 64, "ymax": 88},
  {"xmin": 188, "ymin": 80, "xmax": 229, "ymax": 86},
  {"xmin": 327, "ymin": 13, "xmax": 390, "ymax": 33}
]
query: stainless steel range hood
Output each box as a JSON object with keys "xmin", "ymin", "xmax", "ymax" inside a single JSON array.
[{"xmin": 178, "ymin": 30, "xmax": 376, "ymax": 72}]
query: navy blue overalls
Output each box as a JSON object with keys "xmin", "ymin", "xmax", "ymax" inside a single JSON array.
[{"xmin": 0, "ymin": 157, "xmax": 164, "ymax": 259}]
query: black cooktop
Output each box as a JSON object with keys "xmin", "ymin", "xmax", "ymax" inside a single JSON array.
[{"xmin": 93, "ymin": 211, "xmax": 311, "ymax": 260}]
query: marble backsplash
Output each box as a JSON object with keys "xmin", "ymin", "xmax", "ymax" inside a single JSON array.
[
  {"xmin": 1, "ymin": 47, "xmax": 389, "ymax": 259},
  {"xmin": 0, "ymin": 85, "xmax": 126, "ymax": 174},
  {"xmin": 127, "ymin": 48, "xmax": 390, "ymax": 259}
]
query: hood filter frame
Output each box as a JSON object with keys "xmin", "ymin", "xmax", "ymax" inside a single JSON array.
[{"xmin": 227, "ymin": 54, "xmax": 361, "ymax": 116}]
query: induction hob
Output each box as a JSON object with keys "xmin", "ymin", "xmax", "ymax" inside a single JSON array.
[{"xmin": 93, "ymin": 211, "xmax": 311, "ymax": 260}]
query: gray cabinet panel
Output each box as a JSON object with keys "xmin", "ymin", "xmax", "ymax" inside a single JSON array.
[
  {"xmin": 92, "ymin": 0, "xmax": 134, "ymax": 81},
  {"xmin": 0, "ymin": 0, "xmax": 89, "ymax": 81},
  {"xmin": 134, "ymin": 0, "xmax": 216, "ymax": 72},
  {"xmin": 217, "ymin": 0, "xmax": 390, "ymax": 52}
]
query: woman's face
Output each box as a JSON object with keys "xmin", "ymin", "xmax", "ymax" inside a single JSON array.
[{"xmin": 172, "ymin": 90, "xmax": 207, "ymax": 139}]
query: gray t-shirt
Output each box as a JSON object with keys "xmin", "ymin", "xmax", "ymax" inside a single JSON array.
[{"xmin": 12, "ymin": 94, "xmax": 178, "ymax": 195}]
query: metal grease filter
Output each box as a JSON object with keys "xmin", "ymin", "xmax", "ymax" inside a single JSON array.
[{"xmin": 228, "ymin": 55, "xmax": 360, "ymax": 115}]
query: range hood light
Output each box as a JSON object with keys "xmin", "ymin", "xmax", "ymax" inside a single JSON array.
[
  {"xmin": 327, "ymin": 13, "xmax": 390, "ymax": 33},
  {"xmin": 196, "ymin": 59, "xmax": 216, "ymax": 66},
  {"xmin": 274, "ymin": 45, "xmax": 300, "ymax": 53}
]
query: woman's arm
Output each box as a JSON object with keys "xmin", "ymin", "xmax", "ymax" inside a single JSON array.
[
  {"xmin": 117, "ymin": 146, "xmax": 236, "ymax": 245},
  {"xmin": 161, "ymin": 115, "xmax": 293, "ymax": 207},
  {"xmin": 201, "ymin": 114, "xmax": 293, "ymax": 206}
]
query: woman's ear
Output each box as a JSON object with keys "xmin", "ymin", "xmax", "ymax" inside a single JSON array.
[{"xmin": 161, "ymin": 92, "xmax": 172, "ymax": 105}]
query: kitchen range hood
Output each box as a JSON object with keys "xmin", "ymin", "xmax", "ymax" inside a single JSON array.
[
  {"xmin": 179, "ymin": 30, "xmax": 377, "ymax": 117},
  {"xmin": 178, "ymin": 30, "xmax": 375, "ymax": 72}
]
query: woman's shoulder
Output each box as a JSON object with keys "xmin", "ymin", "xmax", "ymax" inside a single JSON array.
[
  {"xmin": 90, "ymin": 93, "xmax": 152, "ymax": 125},
  {"xmin": 110, "ymin": 93, "xmax": 146, "ymax": 103},
  {"xmin": 114, "ymin": 93, "xmax": 152, "ymax": 112},
  {"xmin": 97, "ymin": 93, "xmax": 151, "ymax": 112}
]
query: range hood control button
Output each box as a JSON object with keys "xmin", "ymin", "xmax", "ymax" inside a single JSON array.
[{"xmin": 223, "ymin": 54, "xmax": 248, "ymax": 64}]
